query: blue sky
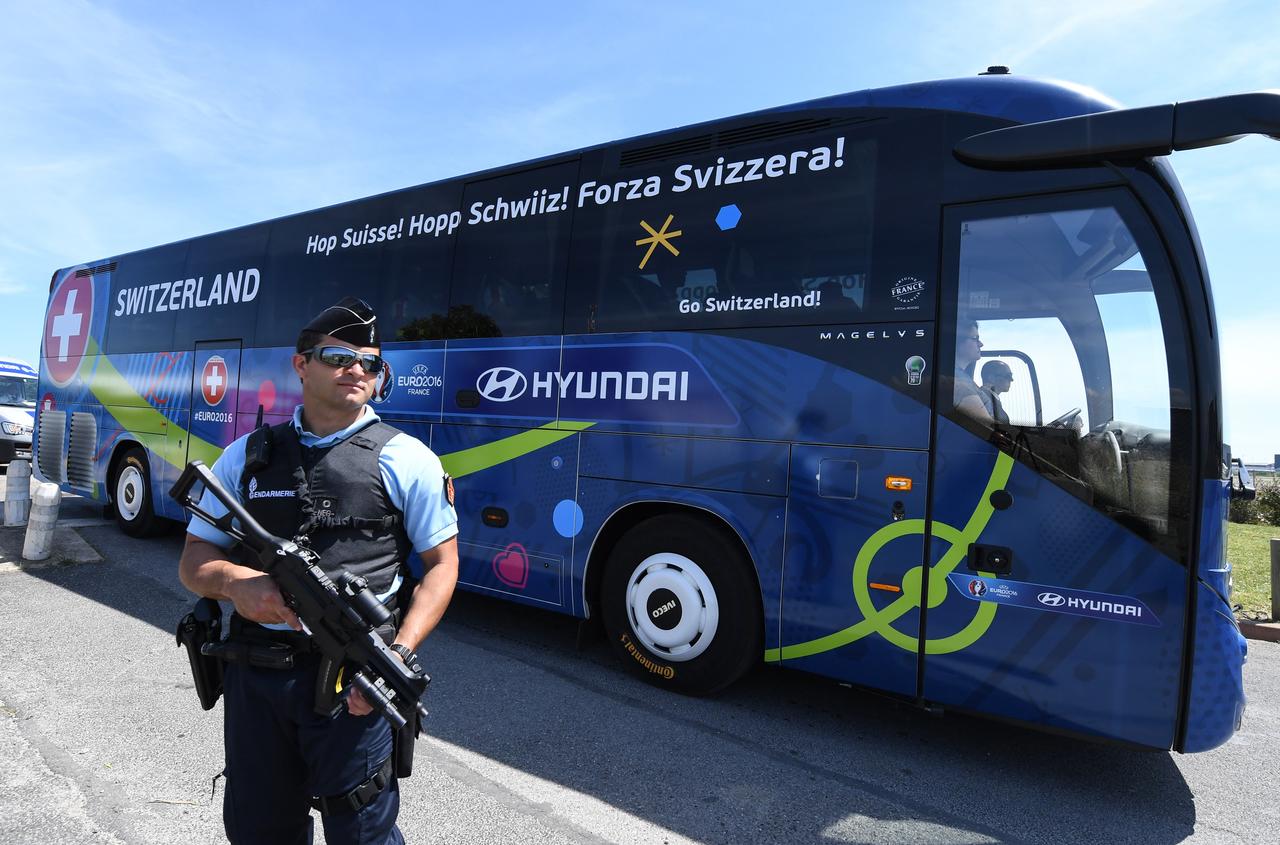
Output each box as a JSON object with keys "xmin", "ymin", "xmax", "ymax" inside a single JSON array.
[{"xmin": 2, "ymin": 1, "xmax": 1278, "ymax": 460}]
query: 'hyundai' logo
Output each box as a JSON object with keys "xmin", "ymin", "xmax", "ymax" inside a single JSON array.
[
  {"xmin": 477, "ymin": 367, "xmax": 528, "ymax": 402},
  {"xmin": 1037, "ymin": 591, "xmax": 1066, "ymax": 607}
]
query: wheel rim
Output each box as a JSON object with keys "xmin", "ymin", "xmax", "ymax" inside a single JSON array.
[
  {"xmin": 624, "ymin": 552, "xmax": 720, "ymax": 662},
  {"xmin": 116, "ymin": 464, "xmax": 145, "ymax": 522}
]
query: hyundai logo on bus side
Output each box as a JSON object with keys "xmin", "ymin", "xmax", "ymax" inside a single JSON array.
[
  {"xmin": 1037, "ymin": 592, "xmax": 1066, "ymax": 607},
  {"xmin": 477, "ymin": 367, "xmax": 528, "ymax": 402}
]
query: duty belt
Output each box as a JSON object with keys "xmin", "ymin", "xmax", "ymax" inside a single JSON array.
[{"xmin": 199, "ymin": 615, "xmax": 320, "ymax": 670}]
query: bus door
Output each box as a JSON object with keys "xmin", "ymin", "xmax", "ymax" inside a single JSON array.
[
  {"xmin": 190, "ymin": 341, "xmax": 242, "ymax": 460},
  {"xmin": 923, "ymin": 191, "xmax": 1195, "ymax": 748},
  {"xmin": 781, "ymin": 443, "xmax": 931, "ymax": 698},
  {"xmin": 771, "ymin": 319, "xmax": 934, "ymax": 699}
]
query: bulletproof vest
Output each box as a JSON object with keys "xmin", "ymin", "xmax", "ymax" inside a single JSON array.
[{"xmin": 239, "ymin": 419, "xmax": 412, "ymax": 601}]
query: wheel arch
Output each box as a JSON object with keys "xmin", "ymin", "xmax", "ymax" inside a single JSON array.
[
  {"xmin": 104, "ymin": 436, "xmax": 147, "ymax": 503},
  {"xmin": 581, "ymin": 499, "xmax": 762, "ymax": 621}
]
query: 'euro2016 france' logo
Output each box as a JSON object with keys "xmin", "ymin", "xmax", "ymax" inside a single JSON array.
[
  {"xmin": 371, "ymin": 358, "xmax": 394, "ymax": 404},
  {"xmin": 967, "ymin": 579, "xmax": 988, "ymax": 597}
]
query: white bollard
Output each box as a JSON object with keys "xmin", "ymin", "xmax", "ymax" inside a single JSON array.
[
  {"xmin": 4, "ymin": 459, "xmax": 31, "ymax": 526},
  {"xmin": 22, "ymin": 482, "xmax": 61, "ymax": 561}
]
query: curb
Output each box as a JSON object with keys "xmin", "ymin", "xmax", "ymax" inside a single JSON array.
[
  {"xmin": 1239, "ymin": 621, "xmax": 1280, "ymax": 643},
  {"xmin": 0, "ymin": 525, "xmax": 103, "ymax": 570}
]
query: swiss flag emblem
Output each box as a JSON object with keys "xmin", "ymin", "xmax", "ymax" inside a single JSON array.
[
  {"xmin": 44, "ymin": 274, "xmax": 95, "ymax": 386},
  {"xmin": 201, "ymin": 356, "xmax": 229, "ymax": 406}
]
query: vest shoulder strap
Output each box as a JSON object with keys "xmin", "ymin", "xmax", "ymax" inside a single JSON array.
[{"xmin": 346, "ymin": 420, "xmax": 402, "ymax": 453}]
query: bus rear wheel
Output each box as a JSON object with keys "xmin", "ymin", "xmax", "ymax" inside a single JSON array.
[
  {"xmin": 600, "ymin": 514, "xmax": 761, "ymax": 696},
  {"xmin": 112, "ymin": 447, "xmax": 165, "ymax": 538}
]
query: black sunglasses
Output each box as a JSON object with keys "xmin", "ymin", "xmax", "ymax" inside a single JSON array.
[{"xmin": 302, "ymin": 345, "xmax": 385, "ymax": 374}]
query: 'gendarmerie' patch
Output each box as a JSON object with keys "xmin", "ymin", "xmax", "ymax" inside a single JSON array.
[{"xmin": 443, "ymin": 475, "xmax": 455, "ymax": 507}]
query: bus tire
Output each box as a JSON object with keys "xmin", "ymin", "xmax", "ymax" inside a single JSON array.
[
  {"xmin": 112, "ymin": 447, "xmax": 165, "ymax": 538},
  {"xmin": 600, "ymin": 514, "xmax": 761, "ymax": 696}
]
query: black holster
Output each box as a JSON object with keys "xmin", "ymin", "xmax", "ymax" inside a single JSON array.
[
  {"xmin": 393, "ymin": 711, "xmax": 420, "ymax": 778},
  {"xmin": 175, "ymin": 597, "xmax": 225, "ymax": 710}
]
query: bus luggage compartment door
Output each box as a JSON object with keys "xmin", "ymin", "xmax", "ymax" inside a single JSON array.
[
  {"xmin": 777, "ymin": 445, "xmax": 929, "ymax": 698},
  {"xmin": 432, "ymin": 422, "xmax": 576, "ymax": 610}
]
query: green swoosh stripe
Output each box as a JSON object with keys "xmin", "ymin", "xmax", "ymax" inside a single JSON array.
[
  {"xmin": 765, "ymin": 451, "xmax": 1014, "ymax": 662},
  {"xmin": 439, "ymin": 420, "xmax": 595, "ymax": 479},
  {"xmin": 82, "ymin": 340, "xmax": 224, "ymax": 474}
]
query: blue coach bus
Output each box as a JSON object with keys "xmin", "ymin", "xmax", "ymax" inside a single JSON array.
[{"xmin": 36, "ymin": 70, "xmax": 1273, "ymax": 752}]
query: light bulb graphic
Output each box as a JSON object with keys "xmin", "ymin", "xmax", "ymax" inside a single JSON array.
[{"xmin": 905, "ymin": 356, "xmax": 926, "ymax": 386}]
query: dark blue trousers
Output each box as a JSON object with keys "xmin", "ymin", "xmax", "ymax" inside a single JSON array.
[{"xmin": 222, "ymin": 654, "xmax": 403, "ymax": 845}]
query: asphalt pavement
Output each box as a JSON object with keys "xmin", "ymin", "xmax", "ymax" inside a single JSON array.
[{"xmin": 0, "ymin": 491, "xmax": 1277, "ymax": 844}]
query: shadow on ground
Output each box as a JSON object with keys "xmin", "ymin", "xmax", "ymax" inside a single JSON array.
[{"xmin": 18, "ymin": 523, "xmax": 1197, "ymax": 844}]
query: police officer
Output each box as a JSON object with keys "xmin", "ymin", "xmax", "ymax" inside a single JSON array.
[{"xmin": 178, "ymin": 297, "xmax": 459, "ymax": 845}]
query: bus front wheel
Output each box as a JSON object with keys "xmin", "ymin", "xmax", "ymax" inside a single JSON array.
[
  {"xmin": 601, "ymin": 514, "xmax": 761, "ymax": 696},
  {"xmin": 112, "ymin": 448, "xmax": 165, "ymax": 538}
]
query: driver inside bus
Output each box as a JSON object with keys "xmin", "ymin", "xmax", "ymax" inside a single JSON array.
[
  {"xmin": 979, "ymin": 359, "xmax": 1013, "ymax": 425},
  {"xmin": 952, "ymin": 320, "xmax": 993, "ymax": 423}
]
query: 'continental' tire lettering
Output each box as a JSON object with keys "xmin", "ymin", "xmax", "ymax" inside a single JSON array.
[{"xmin": 620, "ymin": 633, "xmax": 675, "ymax": 679}]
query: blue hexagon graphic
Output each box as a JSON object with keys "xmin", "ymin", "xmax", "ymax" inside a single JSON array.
[{"xmin": 716, "ymin": 204, "xmax": 742, "ymax": 231}]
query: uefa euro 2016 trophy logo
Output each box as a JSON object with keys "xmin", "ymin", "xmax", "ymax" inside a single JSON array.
[{"xmin": 372, "ymin": 358, "xmax": 394, "ymax": 404}]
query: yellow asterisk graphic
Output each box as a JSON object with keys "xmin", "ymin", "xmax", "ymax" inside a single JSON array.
[{"xmin": 635, "ymin": 214, "xmax": 682, "ymax": 269}]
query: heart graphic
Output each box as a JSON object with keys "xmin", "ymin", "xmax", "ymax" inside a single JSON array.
[{"xmin": 492, "ymin": 543, "xmax": 529, "ymax": 590}]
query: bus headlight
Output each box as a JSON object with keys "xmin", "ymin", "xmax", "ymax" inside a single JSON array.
[{"xmin": 1, "ymin": 421, "xmax": 32, "ymax": 437}]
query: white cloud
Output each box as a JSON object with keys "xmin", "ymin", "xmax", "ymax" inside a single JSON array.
[
  {"xmin": 1000, "ymin": 1, "xmax": 1163, "ymax": 70},
  {"xmin": 0, "ymin": 266, "xmax": 25, "ymax": 295}
]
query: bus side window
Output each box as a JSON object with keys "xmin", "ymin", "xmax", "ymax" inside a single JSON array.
[
  {"xmin": 105, "ymin": 243, "xmax": 189, "ymax": 355},
  {"xmin": 449, "ymin": 161, "xmax": 579, "ymax": 338},
  {"xmin": 378, "ymin": 184, "xmax": 459, "ymax": 343},
  {"xmin": 258, "ymin": 199, "xmax": 392, "ymax": 348},
  {"xmin": 567, "ymin": 131, "xmax": 877, "ymax": 334},
  {"xmin": 176, "ymin": 224, "xmax": 271, "ymax": 348}
]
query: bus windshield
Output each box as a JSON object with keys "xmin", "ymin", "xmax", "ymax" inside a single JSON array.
[{"xmin": 0, "ymin": 375, "xmax": 36, "ymax": 408}]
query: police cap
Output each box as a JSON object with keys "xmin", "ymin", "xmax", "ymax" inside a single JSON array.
[{"xmin": 298, "ymin": 297, "xmax": 380, "ymax": 350}]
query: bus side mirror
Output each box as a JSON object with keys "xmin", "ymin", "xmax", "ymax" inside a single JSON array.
[{"xmin": 1230, "ymin": 458, "xmax": 1256, "ymax": 500}]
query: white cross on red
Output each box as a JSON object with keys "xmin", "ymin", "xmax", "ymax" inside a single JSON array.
[
  {"xmin": 51, "ymin": 289, "xmax": 84, "ymax": 362},
  {"xmin": 205, "ymin": 362, "xmax": 224, "ymax": 399}
]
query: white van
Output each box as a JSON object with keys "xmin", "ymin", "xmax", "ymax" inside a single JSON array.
[{"xmin": 0, "ymin": 357, "xmax": 37, "ymax": 469}]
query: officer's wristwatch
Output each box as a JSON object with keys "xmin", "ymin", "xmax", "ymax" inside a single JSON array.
[{"xmin": 389, "ymin": 643, "xmax": 420, "ymax": 672}]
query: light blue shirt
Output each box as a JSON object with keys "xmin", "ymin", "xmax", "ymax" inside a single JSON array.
[{"xmin": 187, "ymin": 405, "xmax": 458, "ymax": 585}]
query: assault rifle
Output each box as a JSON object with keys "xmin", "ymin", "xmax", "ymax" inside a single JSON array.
[{"xmin": 170, "ymin": 460, "xmax": 429, "ymax": 732}]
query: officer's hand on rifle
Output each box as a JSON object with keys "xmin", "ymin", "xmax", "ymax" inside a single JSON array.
[
  {"xmin": 345, "ymin": 643, "xmax": 409, "ymax": 716},
  {"xmin": 225, "ymin": 572, "xmax": 303, "ymax": 632},
  {"xmin": 347, "ymin": 687, "xmax": 374, "ymax": 716}
]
